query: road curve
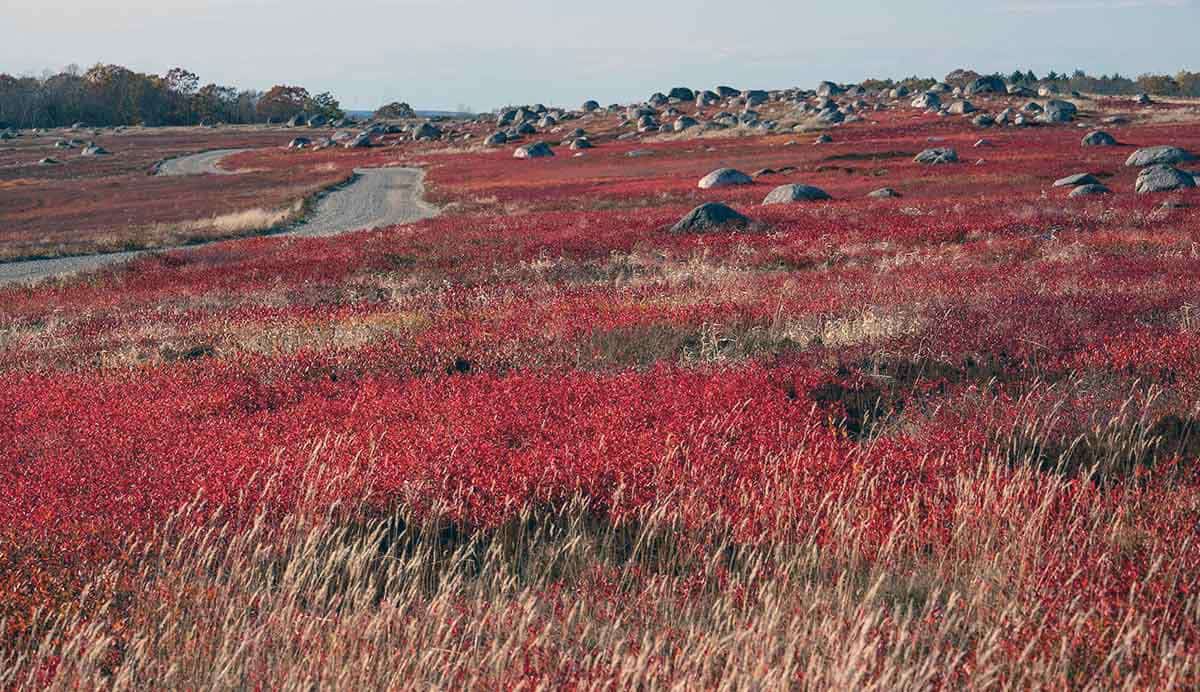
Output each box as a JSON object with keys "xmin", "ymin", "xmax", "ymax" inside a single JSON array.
[
  {"xmin": 0, "ymin": 167, "xmax": 437, "ymax": 286},
  {"xmin": 156, "ymin": 148, "xmax": 249, "ymax": 176}
]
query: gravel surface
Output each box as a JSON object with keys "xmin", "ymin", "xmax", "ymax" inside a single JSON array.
[
  {"xmin": 156, "ymin": 149, "xmax": 249, "ymax": 176},
  {"xmin": 0, "ymin": 165, "xmax": 435, "ymax": 286}
]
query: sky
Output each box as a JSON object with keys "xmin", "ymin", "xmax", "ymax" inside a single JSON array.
[{"xmin": 3, "ymin": 0, "xmax": 1198, "ymax": 111}]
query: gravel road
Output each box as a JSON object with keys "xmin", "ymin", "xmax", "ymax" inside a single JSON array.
[
  {"xmin": 0, "ymin": 163, "xmax": 435, "ymax": 286},
  {"xmin": 156, "ymin": 149, "xmax": 249, "ymax": 176}
]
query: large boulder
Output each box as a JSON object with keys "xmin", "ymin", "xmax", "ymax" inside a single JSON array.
[
  {"xmin": 79, "ymin": 144, "xmax": 110, "ymax": 157},
  {"xmin": 965, "ymin": 75, "xmax": 1007, "ymax": 95},
  {"xmin": 1069, "ymin": 184, "xmax": 1111, "ymax": 197},
  {"xmin": 569, "ymin": 138, "xmax": 593, "ymax": 150},
  {"xmin": 307, "ymin": 114, "xmax": 328, "ymax": 128},
  {"xmin": 1135, "ymin": 165, "xmax": 1195, "ymax": 194},
  {"xmin": 674, "ymin": 116, "xmax": 699, "ymax": 132},
  {"xmin": 581, "ymin": 100, "xmax": 600, "ymax": 112},
  {"xmin": 287, "ymin": 137, "xmax": 311, "ymax": 149},
  {"xmin": 1126, "ymin": 146, "xmax": 1197, "ymax": 167},
  {"xmin": 484, "ymin": 132, "xmax": 508, "ymax": 147},
  {"xmin": 287, "ymin": 114, "xmax": 307, "ymax": 127},
  {"xmin": 762, "ymin": 184, "xmax": 831, "ymax": 205},
  {"xmin": 912, "ymin": 92, "xmax": 941, "ymax": 110},
  {"xmin": 1054, "ymin": 173, "xmax": 1101, "ymax": 188},
  {"xmin": 914, "ymin": 147, "xmax": 958, "ymax": 164},
  {"xmin": 344, "ymin": 134, "xmax": 372, "ymax": 149},
  {"xmin": 514, "ymin": 142, "xmax": 555, "ymax": 159},
  {"xmin": 1082, "ymin": 131, "xmax": 1118, "ymax": 147},
  {"xmin": 698, "ymin": 168, "xmax": 753, "ymax": 189},
  {"xmin": 1040, "ymin": 100, "xmax": 1077, "ymax": 123},
  {"xmin": 668, "ymin": 87, "xmax": 695, "ymax": 102},
  {"xmin": 947, "ymin": 100, "xmax": 977, "ymax": 115},
  {"xmin": 670, "ymin": 202, "xmax": 751, "ymax": 234},
  {"xmin": 868, "ymin": 187, "xmax": 902, "ymax": 198},
  {"xmin": 412, "ymin": 122, "xmax": 443, "ymax": 141},
  {"xmin": 816, "ymin": 81, "xmax": 844, "ymax": 96}
]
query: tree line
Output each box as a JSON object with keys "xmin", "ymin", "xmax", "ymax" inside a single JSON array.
[
  {"xmin": 865, "ymin": 68, "xmax": 1200, "ymax": 98},
  {"xmin": 0, "ymin": 64, "xmax": 346, "ymax": 129}
]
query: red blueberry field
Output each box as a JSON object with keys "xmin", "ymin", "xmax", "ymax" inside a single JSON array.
[{"xmin": 3, "ymin": 90, "xmax": 1200, "ymax": 688}]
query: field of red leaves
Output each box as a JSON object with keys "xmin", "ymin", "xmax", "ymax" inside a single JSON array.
[{"xmin": 3, "ymin": 96, "xmax": 1200, "ymax": 688}]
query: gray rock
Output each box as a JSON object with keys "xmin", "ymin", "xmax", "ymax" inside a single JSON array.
[
  {"xmin": 912, "ymin": 92, "xmax": 941, "ymax": 110},
  {"xmin": 287, "ymin": 137, "xmax": 311, "ymax": 149},
  {"xmin": 1126, "ymin": 146, "xmax": 1197, "ymax": 167},
  {"xmin": 965, "ymin": 76, "xmax": 1007, "ymax": 95},
  {"xmin": 1054, "ymin": 173, "xmax": 1101, "ymax": 187},
  {"xmin": 1135, "ymin": 165, "xmax": 1195, "ymax": 193},
  {"xmin": 669, "ymin": 87, "xmax": 695, "ymax": 102},
  {"xmin": 1069, "ymin": 184, "xmax": 1111, "ymax": 197},
  {"xmin": 948, "ymin": 100, "xmax": 977, "ymax": 115},
  {"xmin": 674, "ymin": 116, "xmax": 699, "ymax": 132},
  {"xmin": 412, "ymin": 123, "xmax": 443, "ymax": 140},
  {"xmin": 1134, "ymin": 93, "xmax": 1152, "ymax": 105},
  {"xmin": 762, "ymin": 184, "xmax": 831, "ymax": 205},
  {"xmin": 914, "ymin": 147, "xmax": 958, "ymax": 164},
  {"xmin": 514, "ymin": 142, "xmax": 555, "ymax": 159},
  {"xmin": 816, "ymin": 81, "xmax": 844, "ymax": 96},
  {"xmin": 581, "ymin": 100, "xmax": 600, "ymax": 112},
  {"xmin": 868, "ymin": 187, "xmax": 901, "ymax": 198},
  {"xmin": 569, "ymin": 138, "xmax": 593, "ymax": 150},
  {"xmin": 972, "ymin": 113, "xmax": 996, "ymax": 127},
  {"xmin": 79, "ymin": 145, "xmax": 109, "ymax": 156},
  {"xmin": 670, "ymin": 202, "xmax": 751, "ymax": 234},
  {"xmin": 344, "ymin": 134, "xmax": 372, "ymax": 149},
  {"xmin": 37, "ymin": 157, "xmax": 61, "ymax": 165},
  {"xmin": 1040, "ymin": 100, "xmax": 1077, "ymax": 123},
  {"xmin": 485, "ymin": 132, "xmax": 508, "ymax": 147},
  {"xmin": 698, "ymin": 168, "xmax": 753, "ymax": 189},
  {"xmin": 1082, "ymin": 131, "xmax": 1118, "ymax": 147},
  {"xmin": 307, "ymin": 114, "xmax": 328, "ymax": 128},
  {"xmin": 716, "ymin": 86, "xmax": 740, "ymax": 98}
]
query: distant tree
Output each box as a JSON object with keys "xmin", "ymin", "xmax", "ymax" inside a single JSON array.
[
  {"xmin": 1177, "ymin": 71, "xmax": 1200, "ymax": 97},
  {"xmin": 1045, "ymin": 71, "xmax": 1060, "ymax": 82},
  {"xmin": 256, "ymin": 85, "xmax": 311, "ymax": 121},
  {"xmin": 306, "ymin": 91, "xmax": 344, "ymax": 121},
  {"xmin": 374, "ymin": 101, "xmax": 416, "ymax": 119},
  {"xmin": 1137, "ymin": 74, "xmax": 1180, "ymax": 96},
  {"xmin": 1009, "ymin": 70, "xmax": 1026, "ymax": 84}
]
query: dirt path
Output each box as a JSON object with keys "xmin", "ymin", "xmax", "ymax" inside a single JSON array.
[
  {"xmin": 291, "ymin": 168, "xmax": 436, "ymax": 237},
  {"xmin": 0, "ymin": 167, "xmax": 436, "ymax": 286},
  {"xmin": 156, "ymin": 149, "xmax": 249, "ymax": 176}
]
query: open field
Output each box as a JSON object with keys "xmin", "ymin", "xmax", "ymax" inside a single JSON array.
[
  {"xmin": 3, "ymin": 88, "xmax": 1200, "ymax": 688},
  {"xmin": 0, "ymin": 127, "xmax": 361, "ymax": 260}
]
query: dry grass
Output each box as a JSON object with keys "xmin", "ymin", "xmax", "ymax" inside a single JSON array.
[{"xmin": 3, "ymin": 432, "xmax": 1197, "ymax": 690}]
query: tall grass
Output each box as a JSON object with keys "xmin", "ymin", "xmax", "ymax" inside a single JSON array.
[{"xmin": 4, "ymin": 438, "xmax": 1197, "ymax": 690}]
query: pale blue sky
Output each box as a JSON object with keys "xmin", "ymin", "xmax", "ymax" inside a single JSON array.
[{"xmin": 3, "ymin": 0, "xmax": 1197, "ymax": 111}]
